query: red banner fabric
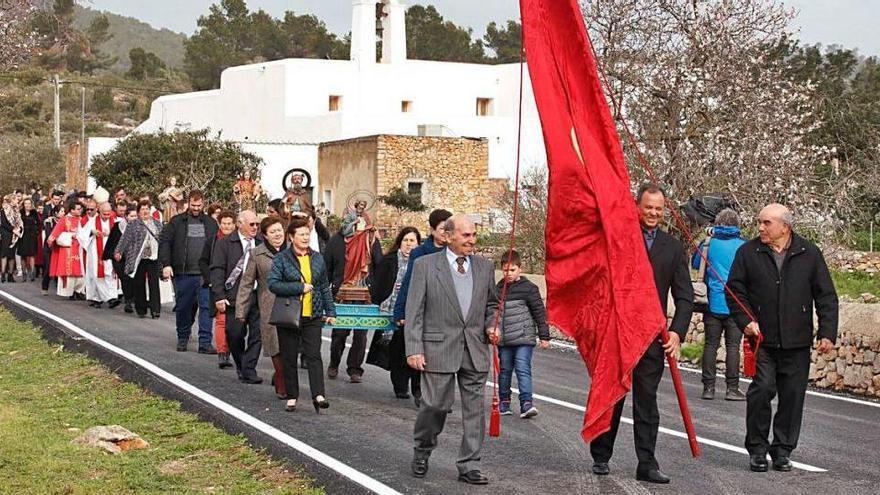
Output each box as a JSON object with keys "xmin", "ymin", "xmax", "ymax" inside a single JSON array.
[{"xmin": 520, "ymin": 0, "xmax": 667, "ymax": 443}]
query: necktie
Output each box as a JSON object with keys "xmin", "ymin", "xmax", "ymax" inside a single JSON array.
[
  {"xmin": 456, "ymin": 256, "xmax": 467, "ymax": 274},
  {"xmin": 225, "ymin": 238, "xmax": 253, "ymax": 290}
]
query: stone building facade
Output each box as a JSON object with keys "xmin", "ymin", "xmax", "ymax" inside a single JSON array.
[{"xmin": 318, "ymin": 134, "xmax": 506, "ymax": 232}]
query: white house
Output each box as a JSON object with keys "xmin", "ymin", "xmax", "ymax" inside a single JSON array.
[{"xmin": 105, "ymin": 0, "xmax": 545, "ymax": 204}]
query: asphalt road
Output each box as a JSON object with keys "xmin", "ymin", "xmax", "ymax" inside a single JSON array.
[{"xmin": 2, "ymin": 281, "xmax": 879, "ymax": 495}]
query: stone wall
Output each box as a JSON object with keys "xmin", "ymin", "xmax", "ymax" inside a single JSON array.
[
  {"xmin": 375, "ymin": 135, "xmax": 495, "ymax": 231},
  {"xmin": 682, "ymin": 303, "xmax": 880, "ymax": 397}
]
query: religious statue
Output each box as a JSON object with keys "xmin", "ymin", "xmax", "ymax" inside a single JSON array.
[
  {"xmin": 158, "ymin": 176, "xmax": 183, "ymax": 222},
  {"xmin": 284, "ymin": 170, "xmax": 314, "ymax": 215},
  {"xmin": 341, "ymin": 199, "xmax": 376, "ymax": 287},
  {"xmin": 233, "ymin": 169, "xmax": 262, "ymax": 212}
]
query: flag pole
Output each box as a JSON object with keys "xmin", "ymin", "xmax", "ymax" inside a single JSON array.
[{"xmin": 661, "ymin": 327, "xmax": 701, "ymax": 457}]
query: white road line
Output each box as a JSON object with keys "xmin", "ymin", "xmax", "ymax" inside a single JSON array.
[
  {"xmin": 549, "ymin": 339, "xmax": 880, "ymax": 409},
  {"xmin": 486, "ymin": 380, "xmax": 827, "ymax": 473},
  {"xmin": 0, "ymin": 290, "xmax": 403, "ymax": 495}
]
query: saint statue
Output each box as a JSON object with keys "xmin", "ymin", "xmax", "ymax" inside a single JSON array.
[
  {"xmin": 158, "ymin": 176, "xmax": 183, "ymax": 222},
  {"xmin": 284, "ymin": 171, "xmax": 313, "ymax": 215},
  {"xmin": 341, "ymin": 199, "xmax": 376, "ymax": 287},
  {"xmin": 233, "ymin": 169, "xmax": 262, "ymax": 212}
]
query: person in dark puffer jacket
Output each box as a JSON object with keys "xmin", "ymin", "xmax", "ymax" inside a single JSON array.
[{"xmin": 493, "ymin": 250, "xmax": 550, "ymax": 419}]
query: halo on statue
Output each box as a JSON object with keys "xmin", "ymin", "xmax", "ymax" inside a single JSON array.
[
  {"xmin": 282, "ymin": 168, "xmax": 312, "ymax": 191},
  {"xmin": 346, "ymin": 190, "xmax": 376, "ymax": 211}
]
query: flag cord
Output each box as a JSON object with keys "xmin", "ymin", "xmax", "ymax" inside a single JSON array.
[
  {"xmin": 488, "ymin": 27, "xmax": 528, "ymax": 437},
  {"xmin": 584, "ymin": 30, "xmax": 758, "ymax": 324}
]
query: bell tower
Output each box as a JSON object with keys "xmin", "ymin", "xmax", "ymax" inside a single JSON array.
[{"xmin": 350, "ymin": 0, "xmax": 407, "ymax": 65}]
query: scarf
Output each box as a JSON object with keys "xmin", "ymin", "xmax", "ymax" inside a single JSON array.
[{"xmin": 380, "ymin": 250, "xmax": 410, "ymax": 314}]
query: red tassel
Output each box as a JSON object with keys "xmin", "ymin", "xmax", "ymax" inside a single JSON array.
[
  {"xmin": 743, "ymin": 332, "xmax": 763, "ymax": 378},
  {"xmin": 489, "ymin": 394, "xmax": 501, "ymax": 437}
]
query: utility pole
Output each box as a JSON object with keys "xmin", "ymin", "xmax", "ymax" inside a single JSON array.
[
  {"xmin": 81, "ymin": 86, "xmax": 86, "ymax": 170},
  {"xmin": 52, "ymin": 74, "xmax": 61, "ymax": 149}
]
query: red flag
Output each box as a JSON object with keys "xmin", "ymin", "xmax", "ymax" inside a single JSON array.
[{"xmin": 521, "ymin": 0, "xmax": 666, "ymax": 443}]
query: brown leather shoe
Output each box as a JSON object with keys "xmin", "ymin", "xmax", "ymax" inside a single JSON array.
[
  {"xmin": 350, "ymin": 373, "xmax": 363, "ymax": 383},
  {"xmin": 327, "ymin": 367, "xmax": 338, "ymax": 379}
]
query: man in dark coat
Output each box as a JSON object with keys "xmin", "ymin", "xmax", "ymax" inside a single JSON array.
[
  {"xmin": 726, "ymin": 203, "xmax": 838, "ymax": 473},
  {"xmin": 209, "ymin": 210, "xmax": 263, "ymax": 383},
  {"xmin": 590, "ymin": 183, "xmax": 694, "ymax": 484},
  {"xmin": 323, "ymin": 228, "xmax": 383, "ymax": 382}
]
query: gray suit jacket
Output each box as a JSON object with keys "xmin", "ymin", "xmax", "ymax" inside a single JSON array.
[{"xmin": 404, "ymin": 251, "xmax": 498, "ymax": 373}]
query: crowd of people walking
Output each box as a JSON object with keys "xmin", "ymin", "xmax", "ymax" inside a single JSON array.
[{"xmin": 0, "ymin": 179, "xmax": 839, "ymax": 486}]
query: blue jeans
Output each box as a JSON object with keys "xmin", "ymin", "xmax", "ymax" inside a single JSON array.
[
  {"xmin": 498, "ymin": 345, "xmax": 534, "ymax": 404},
  {"xmin": 173, "ymin": 274, "xmax": 213, "ymax": 346}
]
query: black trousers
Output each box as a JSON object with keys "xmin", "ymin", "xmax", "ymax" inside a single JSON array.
[
  {"xmin": 590, "ymin": 339, "xmax": 664, "ymax": 473},
  {"xmin": 225, "ymin": 292, "xmax": 262, "ymax": 380},
  {"xmin": 702, "ymin": 313, "xmax": 743, "ymax": 388},
  {"xmin": 277, "ymin": 316, "xmax": 325, "ymax": 400},
  {"xmin": 329, "ymin": 328, "xmax": 367, "ymax": 376},
  {"xmin": 390, "ymin": 326, "xmax": 421, "ymax": 396},
  {"xmin": 112, "ymin": 259, "xmax": 133, "ymax": 303},
  {"xmin": 133, "ymin": 259, "xmax": 160, "ymax": 316},
  {"xmin": 746, "ymin": 346, "xmax": 811, "ymax": 459},
  {"xmin": 41, "ymin": 245, "xmax": 52, "ymax": 291}
]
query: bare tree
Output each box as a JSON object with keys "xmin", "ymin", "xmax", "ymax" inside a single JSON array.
[
  {"xmin": 494, "ymin": 165, "xmax": 548, "ymax": 273},
  {"xmin": 580, "ymin": 0, "xmax": 847, "ymax": 238}
]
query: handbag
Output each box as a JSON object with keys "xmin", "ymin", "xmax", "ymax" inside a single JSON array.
[
  {"xmin": 692, "ymin": 238, "xmax": 710, "ymax": 312},
  {"xmin": 366, "ymin": 330, "xmax": 393, "ymax": 370},
  {"xmin": 56, "ymin": 231, "xmax": 73, "ymax": 248},
  {"xmin": 268, "ymin": 271, "xmax": 305, "ymax": 329}
]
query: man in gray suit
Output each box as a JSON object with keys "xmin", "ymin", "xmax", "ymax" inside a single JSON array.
[{"xmin": 405, "ymin": 214, "xmax": 499, "ymax": 485}]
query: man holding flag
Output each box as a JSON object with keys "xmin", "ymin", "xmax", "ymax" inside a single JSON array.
[
  {"xmin": 588, "ymin": 184, "xmax": 694, "ymax": 483},
  {"xmin": 520, "ymin": 0, "xmax": 698, "ymax": 485}
]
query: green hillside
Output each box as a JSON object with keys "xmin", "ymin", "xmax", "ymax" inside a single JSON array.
[{"xmin": 72, "ymin": 6, "xmax": 186, "ymax": 71}]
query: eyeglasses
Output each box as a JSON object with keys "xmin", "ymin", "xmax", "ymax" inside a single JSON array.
[
  {"xmin": 86, "ymin": 208, "xmax": 95, "ymax": 212},
  {"xmin": 248, "ymin": 222, "xmax": 259, "ymax": 227}
]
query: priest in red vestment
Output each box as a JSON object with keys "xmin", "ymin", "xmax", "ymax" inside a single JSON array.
[{"xmin": 48, "ymin": 200, "xmax": 85, "ymax": 298}]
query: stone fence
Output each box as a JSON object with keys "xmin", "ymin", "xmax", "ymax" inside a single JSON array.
[{"xmin": 504, "ymin": 271, "xmax": 880, "ymax": 398}]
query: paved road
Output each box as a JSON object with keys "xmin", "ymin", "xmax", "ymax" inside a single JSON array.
[{"xmin": 2, "ymin": 281, "xmax": 879, "ymax": 495}]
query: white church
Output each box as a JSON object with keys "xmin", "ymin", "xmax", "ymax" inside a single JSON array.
[{"xmin": 91, "ymin": 0, "xmax": 545, "ymax": 205}]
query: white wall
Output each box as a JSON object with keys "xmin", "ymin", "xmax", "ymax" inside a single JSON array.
[{"xmin": 135, "ymin": 56, "xmax": 548, "ymax": 181}]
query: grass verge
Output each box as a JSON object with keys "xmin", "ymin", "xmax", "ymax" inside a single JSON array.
[
  {"xmin": 0, "ymin": 308, "xmax": 322, "ymax": 495},
  {"xmin": 831, "ymin": 270, "xmax": 880, "ymax": 300}
]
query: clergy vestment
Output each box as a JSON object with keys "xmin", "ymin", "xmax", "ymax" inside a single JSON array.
[
  {"xmin": 49, "ymin": 215, "xmax": 84, "ymax": 297},
  {"xmin": 78, "ymin": 215, "xmax": 116, "ymax": 302}
]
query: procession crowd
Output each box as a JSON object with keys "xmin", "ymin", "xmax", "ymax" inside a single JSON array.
[{"xmin": 0, "ymin": 179, "xmax": 839, "ymax": 486}]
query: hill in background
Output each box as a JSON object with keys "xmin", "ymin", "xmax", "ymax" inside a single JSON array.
[{"xmin": 72, "ymin": 5, "xmax": 186, "ymax": 72}]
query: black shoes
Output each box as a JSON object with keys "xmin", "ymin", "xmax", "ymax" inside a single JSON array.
[
  {"xmin": 750, "ymin": 454, "xmax": 769, "ymax": 472},
  {"xmin": 108, "ymin": 299, "xmax": 121, "ymax": 309},
  {"xmin": 592, "ymin": 462, "xmax": 610, "ymax": 475},
  {"xmin": 411, "ymin": 458, "xmax": 428, "ymax": 478},
  {"xmin": 458, "ymin": 470, "xmax": 489, "ymax": 485},
  {"xmin": 636, "ymin": 468, "xmax": 670, "ymax": 484},
  {"xmin": 772, "ymin": 456, "xmax": 792, "ymax": 472},
  {"xmin": 151, "ymin": 312, "xmax": 160, "ymax": 319},
  {"xmin": 239, "ymin": 374, "xmax": 263, "ymax": 384},
  {"xmin": 413, "ymin": 395, "xmax": 422, "ymax": 408},
  {"xmin": 312, "ymin": 396, "xmax": 329, "ymax": 413},
  {"xmin": 198, "ymin": 345, "xmax": 218, "ymax": 355},
  {"xmin": 350, "ymin": 373, "xmax": 363, "ymax": 384},
  {"xmin": 725, "ymin": 388, "xmax": 747, "ymax": 401},
  {"xmin": 701, "ymin": 385, "xmax": 715, "ymax": 400},
  {"xmin": 217, "ymin": 353, "xmax": 233, "ymax": 369},
  {"xmin": 327, "ymin": 367, "xmax": 338, "ymax": 379},
  {"xmin": 124, "ymin": 302, "xmax": 133, "ymax": 313},
  {"xmin": 176, "ymin": 340, "xmax": 187, "ymax": 352},
  {"xmin": 395, "ymin": 392, "xmax": 410, "ymax": 399}
]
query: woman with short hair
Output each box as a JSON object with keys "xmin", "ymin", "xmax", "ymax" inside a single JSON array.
[
  {"xmin": 268, "ymin": 216, "xmax": 337, "ymax": 413},
  {"xmin": 236, "ymin": 215, "xmax": 289, "ymax": 399}
]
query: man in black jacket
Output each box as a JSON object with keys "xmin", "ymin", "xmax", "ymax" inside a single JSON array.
[
  {"xmin": 159, "ymin": 190, "xmax": 218, "ymax": 353},
  {"xmin": 210, "ymin": 210, "xmax": 263, "ymax": 383},
  {"xmin": 324, "ymin": 229, "xmax": 383, "ymax": 382},
  {"xmin": 726, "ymin": 203, "xmax": 838, "ymax": 473},
  {"xmin": 590, "ymin": 183, "xmax": 694, "ymax": 484}
]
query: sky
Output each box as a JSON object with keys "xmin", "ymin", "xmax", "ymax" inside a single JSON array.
[{"xmin": 80, "ymin": 0, "xmax": 880, "ymax": 57}]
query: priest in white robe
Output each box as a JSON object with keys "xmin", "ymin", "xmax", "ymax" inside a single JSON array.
[{"xmin": 77, "ymin": 202, "xmax": 117, "ymax": 308}]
